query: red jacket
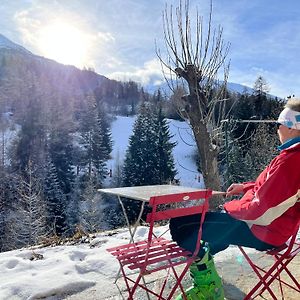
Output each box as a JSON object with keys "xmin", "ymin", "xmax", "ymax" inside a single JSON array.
[{"xmin": 224, "ymin": 141, "xmax": 300, "ymax": 246}]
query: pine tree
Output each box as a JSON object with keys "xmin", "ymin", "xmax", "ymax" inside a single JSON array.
[
  {"xmin": 44, "ymin": 157, "xmax": 67, "ymax": 235},
  {"xmin": 38, "ymin": 93, "xmax": 76, "ymax": 236},
  {"xmin": 0, "ymin": 145, "xmax": 22, "ymax": 251},
  {"xmin": 225, "ymin": 123, "xmax": 278, "ymax": 188},
  {"xmin": 123, "ymin": 102, "xmax": 159, "ymax": 186},
  {"xmin": 96, "ymin": 105, "xmax": 113, "ymax": 161},
  {"xmin": 245, "ymin": 123, "xmax": 278, "ymax": 178},
  {"xmin": 154, "ymin": 105, "xmax": 177, "ymax": 184},
  {"xmin": 253, "ymin": 76, "xmax": 269, "ymax": 118},
  {"xmin": 122, "ymin": 102, "xmax": 159, "ymax": 222},
  {"xmin": 49, "ymin": 128, "xmax": 74, "ymax": 195},
  {"xmin": 10, "ymin": 94, "xmax": 46, "ymax": 173},
  {"xmin": 79, "ymin": 95, "xmax": 112, "ymax": 186},
  {"xmin": 65, "ymin": 179, "xmax": 80, "ymax": 235},
  {"xmin": 122, "ymin": 102, "xmax": 177, "ymax": 223},
  {"xmin": 225, "ymin": 138, "xmax": 253, "ymax": 188},
  {"xmin": 80, "ymin": 176, "xmax": 104, "ymax": 233},
  {"xmin": 0, "ymin": 169, "xmax": 11, "ymax": 251},
  {"xmin": 76, "ymin": 95, "xmax": 113, "ymax": 230},
  {"xmin": 123, "ymin": 101, "xmax": 177, "ymax": 186}
]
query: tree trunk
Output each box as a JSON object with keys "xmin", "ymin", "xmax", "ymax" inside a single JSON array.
[{"xmin": 190, "ymin": 120, "xmax": 223, "ymax": 209}]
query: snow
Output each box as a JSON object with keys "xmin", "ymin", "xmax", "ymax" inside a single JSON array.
[
  {"xmin": 0, "ymin": 34, "xmax": 31, "ymax": 54},
  {"xmin": 107, "ymin": 116, "xmax": 204, "ymax": 188},
  {"xmin": 0, "ymin": 225, "xmax": 258, "ymax": 300},
  {"xmin": 4, "ymin": 227, "xmax": 296, "ymax": 300}
]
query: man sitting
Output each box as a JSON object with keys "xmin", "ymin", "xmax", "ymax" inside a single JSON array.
[{"xmin": 170, "ymin": 98, "xmax": 300, "ymax": 300}]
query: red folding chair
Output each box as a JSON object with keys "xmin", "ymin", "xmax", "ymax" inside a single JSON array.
[
  {"xmin": 107, "ymin": 189, "xmax": 212, "ymax": 300},
  {"xmin": 238, "ymin": 221, "xmax": 300, "ymax": 300}
]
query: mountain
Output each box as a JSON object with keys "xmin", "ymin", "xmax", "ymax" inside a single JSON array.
[
  {"xmin": 0, "ymin": 34, "xmax": 108, "ymax": 90},
  {"xmin": 0, "ymin": 34, "xmax": 32, "ymax": 54},
  {"xmin": 144, "ymin": 75, "xmax": 254, "ymax": 96},
  {"xmin": 0, "ymin": 34, "xmax": 104, "ymax": 110},
  {"xmin": 0, "ymin": 34, "xmax": 144, "ymax": 119}
]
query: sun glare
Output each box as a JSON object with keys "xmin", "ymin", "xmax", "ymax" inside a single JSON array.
[{"xmin": 37, "ymin": 21, "xmax": 89, "ymax": 67}]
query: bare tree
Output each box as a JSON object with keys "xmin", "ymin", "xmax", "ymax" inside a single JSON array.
[
  {"xmin": 14, "ymin": 161, "xmax": 48, "ymax": 247},
  {"xmin": 157, "ymin": 0, "xmax": 230, "ymax": 208},
  {"xmin": 80, "ymin": 176, "xmax": 104, "ymax": 233}
]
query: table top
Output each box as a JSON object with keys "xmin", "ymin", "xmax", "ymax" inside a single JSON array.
[{"xmin": 98, "ymin": 185, "xmax": 225, "ymax": 202}]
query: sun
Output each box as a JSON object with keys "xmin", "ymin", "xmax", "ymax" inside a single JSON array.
[{"xmin": 37, "ymin": 21, "xmax": 89, "ymax": 67}]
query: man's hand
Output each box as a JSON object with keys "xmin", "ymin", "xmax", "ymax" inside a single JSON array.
[{"xmin": 226, "ymin": 183, "xmax": 244, "ymax": 195}]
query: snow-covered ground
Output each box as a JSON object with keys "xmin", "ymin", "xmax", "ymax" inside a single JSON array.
[
  {"xmin": 0, "ymin": 226, "xmax": 252, "ymax": 300},
  {"xmin": 1, "ymin": 226, "xmax": 298, "ymax": 300}
]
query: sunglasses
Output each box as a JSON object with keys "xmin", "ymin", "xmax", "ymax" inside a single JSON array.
[{"xmin": 276, "ymin": 123, "xmax": 282, "ymax": 129}]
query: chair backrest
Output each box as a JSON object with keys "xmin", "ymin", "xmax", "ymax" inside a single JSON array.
[
  {"xmin": 146, "ymin": 190, "xmax": 212, "ymax": 222},
  {"xmin": 145, "ymin": 189, "xmax": 212, "ymax": 256}
]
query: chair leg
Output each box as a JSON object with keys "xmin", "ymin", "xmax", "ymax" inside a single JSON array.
[
  {"xmin": 119, "ymin": 263, "xmax": 131, "ymax": 296},
  {"xmin": 240, "ymin": 247, "xmax": 300, "ymax": 300},
  {"xmin": 252, "ymin": 264, "xmax": 284, "ymax": 300},
  {"xmin": 118, "ymin": 262, "xmax": 193, "ymax": 300},
  {"xmin": 257, "ymin": 254, "xmax": 300, "ymax": 298},
  {"xmin": 168, "ymin": 263, "xmax": 190, "ymax": 300},
  {"xmin": 239, "ymin": 247, "xmax": 277, "ymax": 299},
  {"xmin": 167, "ymin": 260, "xmax": 193, "ymax": 300},
  {"xmin": 274, "ymin": 254, "xmax": 300, "ymax": 291}
]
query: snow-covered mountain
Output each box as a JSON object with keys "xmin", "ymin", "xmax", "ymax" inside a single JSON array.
[
  {"xmin": 0, "ymin": 34, "xmax": 32, "ymax": 54},
  {"xmin": 0, "ymin": 33, "xmax": 254, "ymax": 98},
  {"xmin": 143, "ymin": 74, "xmax": 254, "ymax": 96}
]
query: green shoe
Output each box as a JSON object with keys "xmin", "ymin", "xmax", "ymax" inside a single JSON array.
[
  {"xmin": 175, "ymin": 283, "xmax": 222, "ymax": 300},
  {"xmin": 175, "ymin": 285, "xmax": 206, "ymax": 300},
  {"xmin": 175, "ymin": 247, "xmax": 224, "ymax": 300}
]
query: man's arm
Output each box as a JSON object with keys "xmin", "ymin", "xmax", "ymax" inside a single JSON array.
[{"xmin": 224, "ymin": 155, "xmax": 299, "ymax": 224}]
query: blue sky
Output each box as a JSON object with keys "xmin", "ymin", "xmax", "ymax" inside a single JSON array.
[{"xmin": 0, "ymin": 0, "xmax": 299, "ymax": 98}]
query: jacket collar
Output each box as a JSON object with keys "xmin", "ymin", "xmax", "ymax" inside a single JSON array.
[{"xmin": 278, "ymin": 136, "xmax": 300, "ymax": 151}]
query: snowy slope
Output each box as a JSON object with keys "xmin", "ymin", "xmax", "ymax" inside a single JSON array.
[
  {"xmin": 106, "ymin": 116, "xmax": 204, "ymax": 188},
  {"xmin": 0, "ymin": 34, "xmax": 31, "ymax": 54}
]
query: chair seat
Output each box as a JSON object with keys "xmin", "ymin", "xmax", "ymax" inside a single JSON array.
[
  {"xmin": 267, "ymin": 238, "xmax": 300, "ymax": 257},
  {"xmin": 107, "ymin": 237, "xmax": 192, "ymax": 274}
]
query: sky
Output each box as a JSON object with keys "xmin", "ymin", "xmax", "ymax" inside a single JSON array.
[{"xmin": 0, "ymin": 0, "xmax": 299, "ymax": 98}]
